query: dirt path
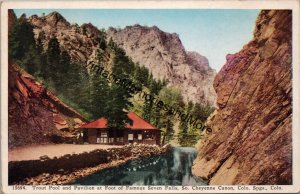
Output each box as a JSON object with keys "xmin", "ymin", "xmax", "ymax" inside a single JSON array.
[{"xmin": 9, "ymin": 144, "xmax": 122, "ymax": 161}]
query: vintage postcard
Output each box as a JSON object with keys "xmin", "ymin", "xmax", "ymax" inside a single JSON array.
[{"xmin": 1, "ymin": 0, "xmax": 299, "ymax": 193}]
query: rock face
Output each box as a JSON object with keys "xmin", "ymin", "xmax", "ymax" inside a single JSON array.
[
  {"xmin": 28, "ymin": 12, "xmax": 104, "ymax": 63},
  {"xmin": 192, "ymin": 10, "xmax": 292, "ymax": 185},
  {"xmin": 8, "ymin": 64, "xmax": 86, "ymax": 148},
  {"xmin": 107, "ymin": 25, "xmax": 216, "ymax": 105}
]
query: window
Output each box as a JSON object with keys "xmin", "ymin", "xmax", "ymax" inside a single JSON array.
[
  {"xmin": 117, "ymin": 137, "xmax": 124, "ymax": 142},
  {"xmin": 145, "ymin": 132, "xmax": 154, "ymax": 140},
  {"xmin": 109, "ymin": 138, "xmax": 114, "ymax": 143},
  {"xmin": 128, "ymin": 134, "xmax": 133, "ymax": 140},
  {"xmin": 101, "ymin": 132, "xmax": 107, "ymax": 137},
  {"xmin": 100, "ymin": 138, "xmax": 107, "ymax": 143},
  {"xmin": 138, "ymin": 134, "xmax": 142, "ymax": 140}
]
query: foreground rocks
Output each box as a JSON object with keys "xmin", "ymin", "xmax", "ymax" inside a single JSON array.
[
  {"xmin": 16, "ymin": 144, "xmax": 171, "ymax": 185},
  {"xmin": 192, "ymin": 10, "xmax": 292, "ymax": 185}
]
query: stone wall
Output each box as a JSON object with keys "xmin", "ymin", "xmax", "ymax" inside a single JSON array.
[
  {"xmin": 9, "ymin": 144, "xmax": 170, "ymax": 184},
  {"xmin": 9, "ymin": 149, "xmax": 108, "ymax": 184}
]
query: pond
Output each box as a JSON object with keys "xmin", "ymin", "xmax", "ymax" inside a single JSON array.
[{"xmin": 72, "ymin": 147, "xmax": 207, "ymax": 185}]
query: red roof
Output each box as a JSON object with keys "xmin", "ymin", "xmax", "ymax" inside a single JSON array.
[{"xmin": 79, "ymin": 112, "xmax": 158, "ymax": 130}]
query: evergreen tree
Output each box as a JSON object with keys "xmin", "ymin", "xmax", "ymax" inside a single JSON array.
[
  {"xmin": 96, "ymin": 36, "xmax": 107, "ymax": 51},
  {"xmin": 178, "ymin": 101, "xmax": 197, "ymax": 147},
  {"xmin": 108, "ymin": 38, "xmax": 116, "ymax": 50},
  {"xmin": 88, "ymin": 72, "xmax": 110, "ymax": 118},
  {"xmin": 36, "ymin": 31, "xmax": 45, "ymax": 54},
  {"xmin": 8, "ymin": 14, "xmax": 43, "ymax": 76},
  {"xmin": 9, "ymin": 15, "xmax": 36, "ymax": 61},
  {"xmin": 112, "ymin": 46, "xmax": 134, "ymax": 76},
  {"xmin": 158, "ymin": 87, "xmax": 184, "ymax": 145},
  {"xmin": 60, "ymin": 50, "xmax": 71, "ymax": 66},
  {"xmin": 133, "ymin": 65, "xmax": 149, "ymax": 87},
  {"xmin": 192, "ymin": 103, "xmax": 214, "ymax": 122},
  {"xmin": 22, "ymin": 45, "xmax": 39, "ymax": 75},
  {"xmin": 161, "ymin": 110, "xmax": 174, "ymax": 145},
  {"xmin": 45, "ymin": 36, "xmax": 61, "ymax": 86},
  {"xmin": 106, "ymin": 83, "xmax": 132, "ymax": 128},
  {"xmin": 142, "ymin": 92, "xmax": 153, "ymax": 121}
]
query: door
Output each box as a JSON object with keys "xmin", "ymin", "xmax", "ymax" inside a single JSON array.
[{"xmin": 100, "ymin": 132, "xmax": 108, "ymax": 144}]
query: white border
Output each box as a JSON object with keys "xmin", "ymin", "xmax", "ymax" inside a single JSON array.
[{"xmin": 1, "ymin": 1, "xmax": 300, "ymax": 193}]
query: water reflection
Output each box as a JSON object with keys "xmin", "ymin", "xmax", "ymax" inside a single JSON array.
[{"xmin": 72, "ymin": 147, "xmax": 206, "ymax": 185}]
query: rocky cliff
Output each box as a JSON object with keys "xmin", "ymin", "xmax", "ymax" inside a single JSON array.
[
  {"xmin": 8, "ymin": 64, "xmax": 86, "ymax": 148},
  {"xmin": 27, "ymin": 12, "xmax": 216, "ymax": 106},
  {"xmin": 28, "ymin": 12, "xmax": 104, "ymax": 64},
  {"xmin": 107, "ymin": 25, "xmax": 216, "ymax": 105},
  {"xmin": 192, "ymin": 10, "xmax": 292, "ymax": 184}
]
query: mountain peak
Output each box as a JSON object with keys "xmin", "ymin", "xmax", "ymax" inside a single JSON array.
[
  {"xmin": 45, "ymin": 11, "xmax": 70, "ymax": 26},
  {"xmin": 46, "ymin": 11, "xmax": 64, "ymax": 19}
]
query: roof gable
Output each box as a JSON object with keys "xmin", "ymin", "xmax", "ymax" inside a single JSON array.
[
  {"xmin": 79, "ymin": 112, "xmax": 158, "ymax": 130},
  {"xmin": 79, "ymin": 117, "xmax": 107, "ymax": 129}
]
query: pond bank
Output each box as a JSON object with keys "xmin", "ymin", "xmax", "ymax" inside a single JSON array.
[
  {"xmin": 14, "ymin": 144, "xmax": 171, "ymax": 185},
  {"xmin": 73, "ymin": 147, "xmax": 205, "ymax": 185}
]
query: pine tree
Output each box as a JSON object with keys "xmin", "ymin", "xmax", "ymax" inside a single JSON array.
[
  {"xmin": 9, "ymin": 15, "xmax": 36, "ymax": 60},
  {"xmin": 106, "ymin": 83, "xmax": 132, "ymax": 128},
  {"xmin": 88, "ymin": 73, "xmax": 110, "ymax": 119},
  {"xmin": 192, "ymin": 103, "xmax": 214, "ymax": 122},
  {"xmin": 178, "ymin": 101, "xmax": 196, "ymax": 147},
  {"xmin": 36, "ymin": 31, "xmax": 45, "ymax": 54},
  {"xmin": 161, "ymin": 110, "xmax": 174, "ymax": 145},
  {"xmin": 8, "ymin": 14, "xmax": 43, "ymax": 77},
  {"xmin": 108, "ymin": 38, "xmax": 116, "ymax": 50},
  {"xmin": 158, "ymin": 87, "xmax": 184, "ymax": 145},
  {"xmin": 97, "ymin": 36, "xmax": 107, "ymax": 51},
  {"xmin": 142, "ymin": 94, "xmax": 153, "ymax": 121},
  {"xmin": 46, "ymin": 36, "xmax": 61, "ymax": 87},
  {"xmin": 112, "ymin": 46, "xmax": 134, "ymax": 76}
]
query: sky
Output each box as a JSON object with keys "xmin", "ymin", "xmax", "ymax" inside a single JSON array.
[{"xmin": 14, "ymin": 9, "xmax": 260, "ymax": 72}]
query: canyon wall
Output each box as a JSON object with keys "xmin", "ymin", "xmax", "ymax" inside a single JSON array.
[
  {"xmin": 192, "ymin": 10, "xmax": 292, "ymax": 185},
  {"xmin": 107, "ymin": 25, "xmax": 216, "ymax": 105}
]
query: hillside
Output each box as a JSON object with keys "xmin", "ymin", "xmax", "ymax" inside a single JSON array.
[
  {"xmin": 8, "ymin": 63, "xmax": 86, "ymax": 148},
  {"xmin": 192, "ymin": 10, "xmax": 292, "ymax": 185},
  {"xmin": 28, "ymin": 13, "xmax": 216, "ymax": 106}
]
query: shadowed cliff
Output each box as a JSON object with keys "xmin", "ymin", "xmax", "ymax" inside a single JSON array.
[{"xmin": 192, "ymin": 10, "xmax": 292, "ymax": 185}]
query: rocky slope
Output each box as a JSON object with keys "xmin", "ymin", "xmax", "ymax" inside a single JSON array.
[
  {"xmin": 8, "ymin": 64, "xmax": 86, "ymax": 148},
  {"xmin": 28, "ymin": 12, "xmax": 104, "ymax": 64},
  {"xmin": 27, "ymin": 12, "xmax": 216, "ymax": 106},
  {"xmin": 107, "ymin": 25, "xmax": 216, "ymax": 105},
  {"xmin": 192, "ymin": 10, "xmax": 292, "ymax": 184}
]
